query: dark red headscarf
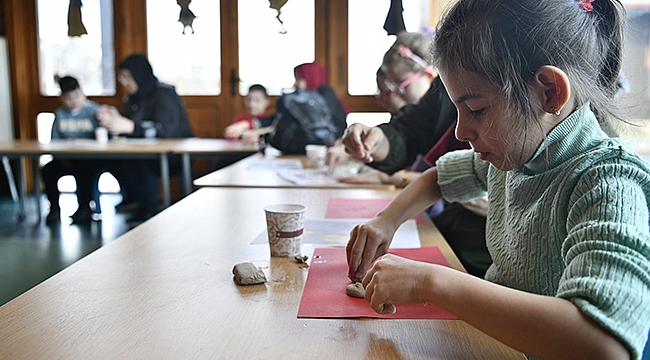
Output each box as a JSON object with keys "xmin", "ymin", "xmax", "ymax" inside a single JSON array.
[{"xmin": 294, "ymin": 61, "xmax": 328, "ymax": 91}]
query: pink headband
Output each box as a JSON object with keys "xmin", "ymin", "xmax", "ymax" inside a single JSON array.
[{"xmin": 393, "ymin": 44, "xmax": 431, "ymax": 70}]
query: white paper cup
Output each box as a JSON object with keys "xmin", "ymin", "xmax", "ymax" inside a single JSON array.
[
  {"xmin": 264, "ymin": 204, "xmax": 306, "ymax": 257},
  {"xmin": 95, "ymin": 127, "xmax": 108, "ymax": 143},
  {"xmin": 305, "ymin": 144, "xmax": 327, "ymax": 169}
]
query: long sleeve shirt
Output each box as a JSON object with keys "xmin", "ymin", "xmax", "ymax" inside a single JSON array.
[
  {"xmin": 51, "ymin": 101, "xmax": 100, "ymax": 140},
  {"xmin": 436, "ymin": 103, "xmax": 650, "ymax": 359}
]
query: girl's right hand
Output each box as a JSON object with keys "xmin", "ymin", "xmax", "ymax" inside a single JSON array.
[{"xmin": 346, "ymin": 217, "xmax": 398, "ymax": 282}]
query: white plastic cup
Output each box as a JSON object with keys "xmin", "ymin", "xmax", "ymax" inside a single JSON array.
[
  {"xmin": 141, "ymin": 120, "xmax": 157, "ymax": 138},
  {"xmin": 263, "ymin": 204, "xmax": 307, "ymax": 257},
  {"xmin": 305, "ymin": 144, "xmax": 327, "ymax": 169},
  {"xmin": 95, "ymin": 127, "xmax": 108, "ymax": 143}
]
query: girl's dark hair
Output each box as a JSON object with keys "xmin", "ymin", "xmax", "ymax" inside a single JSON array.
[{"xmin": 433, "ymin": 0, "xmax": 625, "ymax": 125}]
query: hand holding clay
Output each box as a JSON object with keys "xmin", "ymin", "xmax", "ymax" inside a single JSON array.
[
  {"xmin": 362, "ymin": 254, "xmax": 437, "ymax": 315},
  {"xmin": 347, "ymin": 280, "xmax": 395, "ymax": 314},
  {"xmin": 346, "ymin": 281, "xmax": 365, "ymax": 298},
  {"xmin": 346, "ymin": 217, "xmax": 397, "ymax": 282}
]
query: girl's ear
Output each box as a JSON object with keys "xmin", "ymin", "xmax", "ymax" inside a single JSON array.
[
  {"xmin": 533, "ymin": 65, "xmax": 571, "ymax": 115},
  {"xmin": 424, "ymin": 67, "xmax": 438, "ymax": 82}
]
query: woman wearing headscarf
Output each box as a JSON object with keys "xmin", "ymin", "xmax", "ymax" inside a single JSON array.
[
  {"xmin": 97, "ymin": 54, "xmax": 194, "ymax": 223},
  {"xmin": 243, "ymin": 61, "xmax": 348, "ymax": 153},
  {"xmin": 292, "ymin": 60, "xmax": 349, "ymax": 131}
]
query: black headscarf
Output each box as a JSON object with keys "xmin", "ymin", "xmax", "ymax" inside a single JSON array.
[{"xmin": 119, "ymin": 54, "xmax": 158, "ymax": 102}]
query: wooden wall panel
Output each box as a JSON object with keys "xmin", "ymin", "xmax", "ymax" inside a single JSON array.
[
  {"xmin": 0, "ymin": 0, "xmax": 4, "ymax": 36},
  {"xmin": 186, "ymin": 106, "xmax": 219, "ymax": 139},
  {"xmin": 4, "ymin": 0, "xmax": 39, "ymax": 140},
  {"xmin": 218, "ymin": 0, "xmax": 239, "ymax": 134}
]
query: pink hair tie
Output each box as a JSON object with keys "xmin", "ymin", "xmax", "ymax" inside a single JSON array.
[{"xmin": 579, "ymin": 0, "xmax": 594, "ymax": 12}]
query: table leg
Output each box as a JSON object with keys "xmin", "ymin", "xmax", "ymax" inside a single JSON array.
[
  {"xmin": 17, "ymin": 157, "xmax": 26, "ymax": 222},
  {"xmin": 32, "ymin": 156, "xmax": 42, "ymax": 221},
  {"xmin": 182, "ymin": 153, "xmax": 192, "ymax": 196},
  {"xmin": 2, "ymin": 156, "xmax": 18, "ymax": 202},
  {"xmin": 160, "ymin": 153, "xmax": 171, "ymax": 207}
]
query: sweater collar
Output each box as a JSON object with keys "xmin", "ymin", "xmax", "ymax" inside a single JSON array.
[{"xmin": 521, "ymin": 103, "xmax": 607, "ymax": 174}]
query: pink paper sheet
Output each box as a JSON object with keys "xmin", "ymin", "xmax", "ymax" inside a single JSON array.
[
  {"xmin": 325, "ymin": 197, "xmax": 426, "ymax": 224},
  {"xmin": 297, "ymin": 247, "xmax": 458, "ymax": 319}
]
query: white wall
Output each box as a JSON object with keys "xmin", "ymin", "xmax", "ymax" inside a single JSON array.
[{"xmin": 0, "ymin": 37, "xmax": 13, "ymax": 141}]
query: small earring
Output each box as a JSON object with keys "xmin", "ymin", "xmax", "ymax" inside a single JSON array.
[{"xmin": 548, "ymin": 107, "xmax": 561, "ymax": 116}]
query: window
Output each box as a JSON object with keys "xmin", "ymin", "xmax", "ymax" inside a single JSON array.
[
  {"xmin": 346, "ymin": 112, "xmax": 392, "ymax": 128},
  {"xmin": 36, "ymin": 0, "xmax": 115, "ymax": 96},
  {"xmin": 612, "ymin": 2, "xmax": 650, "ymax": 162},
  {"xmin": 238, "ymin": 0, "xmax": 315, "ymax": 96},
  {"xmin": 147, "ymin": 0, "xmax": 221, "ymax": 95},
  {"xmin": 348, "ymin": 0, "xmax": 428, "ymax": 96}
]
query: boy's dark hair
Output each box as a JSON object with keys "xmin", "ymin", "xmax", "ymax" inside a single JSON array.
[
  {"xmin": 57, "ymin": 76, "xmax": 81, "ymax": 94},
  {"xmin": 248, "ymin": 84, "xmax": 268, "ymax": 97}
]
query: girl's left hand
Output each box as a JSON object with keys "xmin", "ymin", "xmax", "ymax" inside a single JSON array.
[{"xmin": 362, "ymin": 254, "xmax": 435, "ymax": 314}]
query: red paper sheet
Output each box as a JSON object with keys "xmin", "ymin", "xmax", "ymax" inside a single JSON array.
[
  {"xmin": 297, "ymin": 247, "xmax": 458, "ymax": 319},
  {"xmin": 325, "ymin": 197, "xmax": 426, "ymax": 224}
]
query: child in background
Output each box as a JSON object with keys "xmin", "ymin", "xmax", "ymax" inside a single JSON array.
[
  {"xmin": 335, "ymin": 31, "xmax": 489, "ymax": 277},
  {"xmin": 223, "ymin": 84, "xmax": 270, "ymax": 140},
  {"xmin": 237, "ymin": 61, "xmax": 349, "ymax": 149},
  {"xmin": 339, "ymin": 30, "xmax": 442, "ymax": 188},
  {"xmin": 348, "ymin": 0, "xmax": 650, "ymax": 359},
  {"xmin": 42, "ymin": 75, "xmax": 101, "ymax": 224},
  {"xmin": 379, "ymin": 31, "xmax": 437, "ymax": 107}
]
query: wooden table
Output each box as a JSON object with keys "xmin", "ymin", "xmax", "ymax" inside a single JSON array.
[
  {"xmin": 193, "ymin": 152, "xmax": 394, "ymax": 190},
  {"xmin": 0, "ymin": 187, "xmax": 523, "ymax": 359},
  {"xmin": 169, "ymin": 138, "xmax": 259, "ymax": 195},
  {"xmin": 0, "ymin": 138, "xmax": 257, "ymax": 221}
]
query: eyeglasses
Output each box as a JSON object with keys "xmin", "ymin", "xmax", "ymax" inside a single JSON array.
[{"xmin": 382, "ymin": 69, "xmax": 429, "ymax": 96}]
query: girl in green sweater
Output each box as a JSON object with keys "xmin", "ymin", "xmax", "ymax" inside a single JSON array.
[{"xmin": 346, "ymin": 0, "xmax": 650, "ymax": 359}]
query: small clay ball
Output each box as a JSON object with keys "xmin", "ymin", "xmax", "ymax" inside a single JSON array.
[{"xmin": 346, "ymin": 281, "xmax": 365, "ymax": 298}]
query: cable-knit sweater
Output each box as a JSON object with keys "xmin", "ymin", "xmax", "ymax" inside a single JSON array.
[{"xmin": 436, "ymin": 103, "xmax": 650, "ymax": 359}]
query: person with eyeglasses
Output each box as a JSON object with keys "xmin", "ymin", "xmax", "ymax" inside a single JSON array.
[
  {"xmin": 374, "ymin": 68, "xmax": 407, "ymax": 114},
  {"xmin": 332, "ymin": 30, "xmax": 491, "ymax": 278},
  {"xmin": 329, "ymin": 31, "xmax": 443, "ymax": 176}
]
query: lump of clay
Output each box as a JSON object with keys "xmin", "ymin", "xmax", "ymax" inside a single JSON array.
[
  {"xmin": 232, "ymin": 262, "xmax": 267, "ymax": 285},
  {"xmin": 346, "ymin": 281, "xmax": 365, "ymax": 298}
]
